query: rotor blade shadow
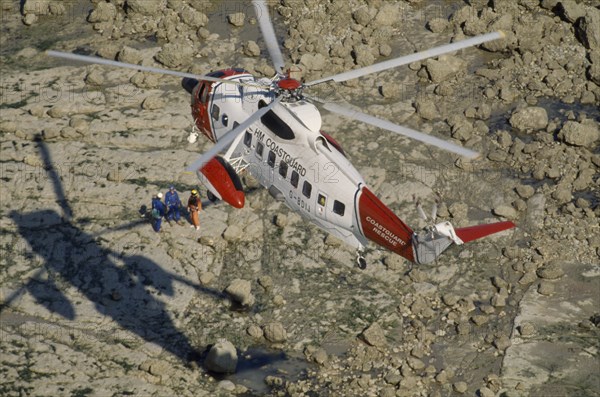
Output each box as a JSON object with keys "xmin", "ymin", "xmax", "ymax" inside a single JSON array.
[{"xmin": 5, "ymin": 207, "xmax": 224, "ymax": 362}]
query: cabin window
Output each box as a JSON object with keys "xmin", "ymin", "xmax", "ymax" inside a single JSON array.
[
  {"xmin": 267, "ymin": 150, "xmax": 276, "ymax": 167},
  {"xmin": 291, "ymin": 170, "xmax": 299, "ymax": 188},
  {"xmin": 222, "ymin": 114, "xmax": 229, "ymax": 126},
  {"xmin": 233, "ymin": 121, "xmax": 240, "ymax": 129},
  {"xmin": 333, "ymin": 200, "xmax": 345, "ymax": 216},
  {"xmin": 244, "ymin": 131, "xmax": 252, "ymax": 147},
  {"xmin": 279, "ymin": 161, "xmax": 288, "ymax": 178},
  {"xmin": 211, "ymin": 104, "xmax": 220, "ymax": 120},
  {"xmin": 256, "ymin": 141, "xmax": 264, "ymax": 158},
  {"xmin": 318, "ymin": 194, "xmax": 326, "ymax": 207},
  {"xmin": 302, "ymin": 181, "xmax": 312, "ymax": 198}
]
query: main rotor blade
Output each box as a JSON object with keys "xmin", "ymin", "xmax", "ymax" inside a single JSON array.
[
  {"xmin": 322, "ymin": 102, "xmax": 479, "ymax": 159},
  {"xmin": 252, "ymin": 0, "xmax": 285, "ymax": 74},
  {"xmin": 305, "ymin": 31, "xmax": 505, "ymax": 86},
  {"xmin": 185, "ymin": 96, "xmax": 282, "ymax": 172},
  {"xmin": 47, "ymin": 51, "xmax": 265, "ymax": 88}
]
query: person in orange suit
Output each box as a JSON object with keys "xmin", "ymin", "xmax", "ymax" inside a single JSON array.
[{"xmin": 187, "ymin": 189, "xmax": 202, "ymax": 231}]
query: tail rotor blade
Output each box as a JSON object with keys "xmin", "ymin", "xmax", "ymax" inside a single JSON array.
[
  {"xmin": 431, "ymin": 201, "xmax": 438, "ymax": 223},
  {"xmin": 252, "ymin": 0, "xmax": 286, "ymax": 74}
]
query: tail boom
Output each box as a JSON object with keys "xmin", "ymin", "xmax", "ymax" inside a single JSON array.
[{"xmin": 356, "ymin": 186, "xmax": 516, "ymax": 264}]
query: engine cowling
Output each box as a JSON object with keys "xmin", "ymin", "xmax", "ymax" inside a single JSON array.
[{"xmin": 196, "ymin": 156, "xmax": 245, "ymax": 208}]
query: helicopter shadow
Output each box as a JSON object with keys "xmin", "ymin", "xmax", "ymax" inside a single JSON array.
[{"xmin": 2, "ymin": 136, "xmax": 225, "ymax": 363}]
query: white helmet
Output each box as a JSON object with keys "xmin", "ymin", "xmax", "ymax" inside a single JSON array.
[{"xmin": 157, "ymin": 192, "xmax": 163, "ymax": 199}]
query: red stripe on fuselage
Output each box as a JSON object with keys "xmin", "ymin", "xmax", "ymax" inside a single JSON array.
[{"xmin": 358, "ymin": 187, "xmax": 414, "ymax": 262}]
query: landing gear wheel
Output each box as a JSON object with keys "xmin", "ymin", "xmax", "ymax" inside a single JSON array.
[
  {"xmin": 357, "ymin": 255, "xmax": 367, "ymax": 270},
  {"xmin": 207, "ymin": 190, "xmax": 217, "ymax": 202}
]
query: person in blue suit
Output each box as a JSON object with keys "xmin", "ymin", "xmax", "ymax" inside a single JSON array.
[
  {"xmin": 151, "ymin": 192, "xmax": 166, "ymax": 232},
  {"xmin": 165, "ymin": 185, "xmax": 183, "ymax": 225}
]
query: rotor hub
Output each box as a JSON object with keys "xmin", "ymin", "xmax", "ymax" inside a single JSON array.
[{"xmin": 277, "ymin": 77, "xmax": 301, "ymax": 91}]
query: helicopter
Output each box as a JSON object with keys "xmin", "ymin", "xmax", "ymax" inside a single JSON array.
[{"xmin": 48, "ymin": 0, "xmax": 515, "ymax": 269}]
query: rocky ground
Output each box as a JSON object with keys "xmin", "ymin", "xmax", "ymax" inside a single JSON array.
[{"xmin": 1, "ymin": 0, "xmax": 599, "ymax": 396}]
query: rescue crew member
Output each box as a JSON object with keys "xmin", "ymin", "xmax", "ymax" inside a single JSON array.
[
  {"xmin": 165, "ymin": 185, "xmax": 183, "ymax": 225},
  {"xmin": 187, "ymin": 189, "xmax": 202, "ymax": 231},
  {"xmin": 151, "ymin": 192, "xmax": 166, "ymax": 233}
]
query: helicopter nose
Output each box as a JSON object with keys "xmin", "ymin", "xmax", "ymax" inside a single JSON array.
[{"xmin": 182, "ymin": 78, "xmax": 198, "ymax": 94}]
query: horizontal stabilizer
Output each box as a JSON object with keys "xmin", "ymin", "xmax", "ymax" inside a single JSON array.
[{"xmin": 455, "ymin": 221, "xmax": 516, "ymax": 243}]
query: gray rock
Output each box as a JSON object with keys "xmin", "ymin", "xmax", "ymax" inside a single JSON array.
[
  {"xmin": 374, "ymin": 3, "xmax": 400, "ymax": 26},
  {"xmin": 538, "ymin": 281, "xmax": 555, "ymax": 296},
  {"xmin": 227, "ymin": 12, "xmax": 245, "ymax": 27},
  {"xmin": 493, "ymin": 335, "xmax": 511, "ymax": 351},
  {"xmin": 361, "ymin": 322, "xmax": 386, "ymax": 348},
  {"xmin": 205, "ymin": 339, "xmax": 238, "ymax": 373},
  {"xmin": 407, "ymin": 356, "xmax": 425, "ymax": 371},
  {"xmin": 427, "ymin": 18, "xmax": 448, "ymax": 33},
  {"xmin": 493, "ymin": 205, "xmax": 517, "ymax": 219},
  {"xmin": 536, "ymin": 261, "xmax": 564, "ymax": 280},
  {"xmin": 519, "ymin": 322, "xmax": 535, "ymax": 336},
  {"xmin": 558, "ymin": 121, "xmax": 600, "ymax": 147},
  {"xmin": 426, "ymin": 55, "xmax": 466, "ymax": 83},
  {"xmin": 223, "ymin": 224, "xmax": 243, "ymax": 241},
  {"xmin": 415, "ymin": 96, "xmax": 438, "ymax": 120},
  {"xmin": 577, "ymin": 8, "xmax": 600, "ymax": 50},
  {"xmin": 23, "ymin": 0, "xmax": 50, "ymax": 15},
  {"xmin": 556, "ymin": 0, "xmax": 587, "ymax": 24},
  {"xmin": 379, "ymin": 44, "xmax": 392, "ymax": 57},
  {"xmin": 117, "ymin": 46, "xmax": 143, "ymax": 65},
  {"xmin": 353, "ymin": 45, "xmax": 376, "ymax": 67},
  {"xmin": 509, "ymin": 107, "xmax": 548, "ymax": 131},
  {"xmin": 88, "ymin": 2, "xmax": 117, "ymax": 23},
  {"xmin": 23, "ymin": 13, "xmax": 37, "ymax": 25},
  {"xmin": 353, "ymin": 7, "xmax": 374, "ymax": 26},
  {"xmin": 225, "ymin": 279, "xmax": 255, "ymax": 306},
  {"xmin": 552, "ymin": 184, "xmax": 573, "ymax": 204},
  {"xmin": 300, "ymin": 53, "xmax": 326, "ymax": 71},
  {"xmin": 471, "ymin": 315, "xmax": 488, "ymax": 326},
  {"xmin": 244, "ymin": 41, "xmax": 260, "ymax": 57},
  {"xmin": 519, "ymin": 271, "xmax": 538, "ymax": 285},
  {"xmin": 85, "ymin": 70, "xmax": 104, "ymax": 86},
  {"xmin": 247, "ymin": 324, "xmax": 263, "ymax": 339},
  {"xmin": 478, "ymin": 386, "xmax": 495, "ymax": 397},
  {"xmin": 155, "ymin": 42, "xmax": 194, "ymax": 68},
  {"xmin": 263, "ymin": 322, "xmax": 287, "ymax": 343},
  {"xmin": 141, "ymin": 96, "xmax": 165, "ymax": 110},
  {"xmin": 180, "ymin": 8, "xmax": 208, "ymax": 28},
  {"xmin": 126, "ymin": 0, "xmax": 164, "ymax": 16},
  {"xmin": 453, "ymin": 381, "xmax": 468, "ymax": 394},
  {"xmin": 516, "ymin": 184, "xmax": 535, "ymax": 199},
  {"xmin": 218, "ymin": 380, "xmax": 236, "ymax": 391}
]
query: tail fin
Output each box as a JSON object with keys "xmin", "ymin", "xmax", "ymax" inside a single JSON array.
[{"xmin": 356, "ymin": 186, "xmax": 516, "ymax": 264}]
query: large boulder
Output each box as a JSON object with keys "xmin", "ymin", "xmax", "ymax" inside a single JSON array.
[
  {"xmin": 425, "ymin": 55, "xmax": 466, "ymax": 83},
  {"xmin": 576, "ymin": 8, "xmax": 600, "ymax": 51},
  {"xmin": 126, "ymin": 0, "xmax": 165, "ymax": 15},
  {"xmin": 224, "ymin": 279, "xmax": 255, "ymax": 307},
  {"xmin": 509, "ymin": 107, "xmax": 548, "ymax": 131},
  {"xmin": 263, "ymin": 322, "xmax": 287, "ymax": 343},
  {"xmin": 154, "ymin": 41, "xmax": 194, "ymax": 68},
  {"xmin": 88, "ymin": 2, "xmax": 117, "ymax": 23},
  {"xmin": 558, "ymin": 121, "xmax": 600, "ymax": 147},
  {"xmin": 204, "ymin": 339, "xmax": 238, "ymax": 373}
]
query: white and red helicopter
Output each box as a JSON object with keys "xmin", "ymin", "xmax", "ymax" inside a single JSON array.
[{"xmin": 49, "ymin": 1, "xmax": 515, "ymax": 269}]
